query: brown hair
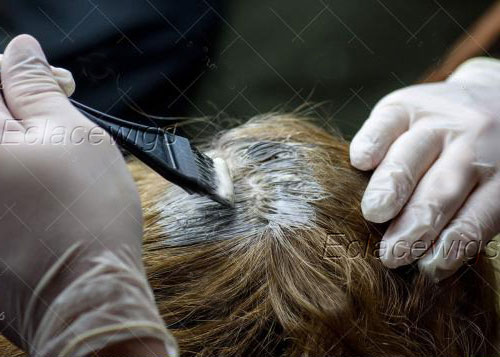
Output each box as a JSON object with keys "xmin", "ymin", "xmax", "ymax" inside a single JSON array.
[{"xmin": 1, "ymin": 115, "xmax": 498, "ymax": 356}]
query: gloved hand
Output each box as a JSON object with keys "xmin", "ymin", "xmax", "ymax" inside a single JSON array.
[
  {"xmin": 0, "ymin": 35, "xmax": 178, "ymax": 356},
  {"xmin": 350, "ymin": 57, "xmax": 500, "ymax": 282}
]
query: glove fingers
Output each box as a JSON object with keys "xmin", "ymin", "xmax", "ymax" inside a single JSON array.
[
  {"xmin": 418, "ymin": 173, "xmax": 500, "ymax": 282},
  {"xmin": 361, "ymin": 128, "xmax": 442, "ymax": 223},
  {"xmin": 350, "ymin": 103, "xmax": 409, "ymax": 170},
  {"xmin": 380, "ymin": 140, "xmax": 480, "ymax": 268},
  {"xmin": 49, "ymin": 66, "xmax": 75, "ymax": 97},
  {"xmin": 1, "ymin": 35, "xmax": 77, "ymax": 126}
]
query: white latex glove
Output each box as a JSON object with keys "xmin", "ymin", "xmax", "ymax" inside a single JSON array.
[
  {"xmin": 350, "ymin": 57, "xmax": 500, "ymax": 282},
  {"xmin": 0, "ymin": 35, "xmax": 178, "ymax": 356},
  {"xmin": 0, "ymin": 53, "xmax": 76, "ymax": 98}
]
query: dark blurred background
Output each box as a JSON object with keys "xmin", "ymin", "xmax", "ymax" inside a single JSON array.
[{"xmin": 0, "ymin": 0, "xmax": 497, "ymax": 138}]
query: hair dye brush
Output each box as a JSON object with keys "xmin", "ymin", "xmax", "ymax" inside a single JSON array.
[{"xmin": 70, "ymin": 99, "xmax": 234, "ymax": 207}]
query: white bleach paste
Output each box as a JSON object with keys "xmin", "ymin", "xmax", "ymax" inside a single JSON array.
[{"xmin": 155, "ymin": 124, "xmax": 328, "ymax": 246}]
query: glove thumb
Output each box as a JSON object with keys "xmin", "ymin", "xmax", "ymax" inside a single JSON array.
[{"xmin": 1, "ymin": 34, "xmax": 75, "ymax": 123}]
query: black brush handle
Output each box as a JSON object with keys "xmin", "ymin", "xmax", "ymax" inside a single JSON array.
[{"xmin": 80, "ymin": 112, "xmax": 204, "ymax": 195}]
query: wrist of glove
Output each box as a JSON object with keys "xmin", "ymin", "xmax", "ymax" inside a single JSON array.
[
  {"xmin": 448, "ymin": 57, "xmax": 500, "ymax": 88},
  {"xmin": 447, "ymin": 57, "xmax": 500, "ymax": 117},
  {"xmin": 25, "ymin": 244, "xmax": 177, "ymax": 357}
]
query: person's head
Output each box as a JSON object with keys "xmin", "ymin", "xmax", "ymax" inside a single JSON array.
[
  {"xmin": 135, "ymin": 114, "xmax": 499, "ymax": 356},
  {"xmin": 0, "ymin": 114, "xmax": 498, "ymax": 356}
]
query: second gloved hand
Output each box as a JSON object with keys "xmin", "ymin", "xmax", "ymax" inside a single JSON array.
[{"xmin": 350, "ymin": 57, "xmax": 500, "ymax": 282}]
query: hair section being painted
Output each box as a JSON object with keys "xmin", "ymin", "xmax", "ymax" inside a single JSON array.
[
  {"xmin": 154, "ymin": 119, "xmax": 330, "ymax": 246},
  {"xmin": 136, "ymin": 114, "xmax": 499, "ymax": 356}
]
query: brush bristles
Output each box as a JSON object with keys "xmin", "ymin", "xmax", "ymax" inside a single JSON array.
[
  {"xmin": 192, "ymin": 148, "xmax": 235, "ymax": 206},
  {"xmin": 212, "ymin": 157, "xmax": 235, "ymax": 206}
]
